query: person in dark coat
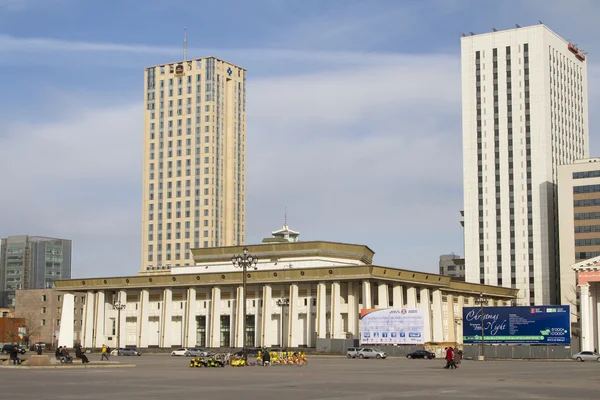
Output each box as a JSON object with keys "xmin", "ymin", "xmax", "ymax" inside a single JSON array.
[
  {"xmin": 75, "ymin": 345, "xmax": 90, "ymax": 363},
  {"xmin": 10, "ymin": 345, "xmax": 21, "ymax": 365},
  {"xmin": 262, "ymin": 349, "xmax": 271, "ymax": 366}
]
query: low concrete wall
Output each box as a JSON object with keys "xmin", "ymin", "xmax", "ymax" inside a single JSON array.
[
  {"xmin": 316, "ymin": 339, "xmax": 427, "ymax": 357},
  {"xmin": 462, "ymin": 345, "xmax": 573, "ymax": 360},
  {"xmin": 317, "ymin": 339, "xmax": 574, "ymax": 359}
]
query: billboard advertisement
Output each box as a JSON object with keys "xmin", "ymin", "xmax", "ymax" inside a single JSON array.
[
  {"xmin": 359, "ymin": 308, "xmax": 425, "ymax": 345},
  {"xmin": 462, "ymin": 305, "xmax": 570, "ymax": 345}
]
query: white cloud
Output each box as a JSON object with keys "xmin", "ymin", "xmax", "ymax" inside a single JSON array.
[
  {"xmin": 245, "ymin": 54, "xmax": 465, "ymax": 271},
  {"xmin": 0, "ymin": 51, "xmax": 465, "ymax": 277},
  {"xmin": 0, "ymin": 102, "xmax": 142, "ymax": 277}
]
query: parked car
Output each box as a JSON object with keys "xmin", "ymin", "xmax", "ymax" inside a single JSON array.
[
  {"xmin": 572, "ymin": 351, "xmax": 600, "ymax": 362},
  {"xmin": 171, "ymin": 348, "xmax": 189, "ymax": 356},
  {"xmin": 356, "ymin": 348, "xmax": 387, "ymax": 359},
  {"xmin": 233, "ymin": 348, "xmax": 260, "ymax": 357},
  {"xmin": 119, "ymin": 347, "xmax": 142, "ymax": 356},
  {"xmin": 346, "ymin": 347, "xmax": 360, "ymax": 358},
  {"xmin": 2, "ymin": 344, "xmax": 26, "ymax": 355},
  {"xmin": 406, "ymin": 350, "xmax": 436, "ymax": 360},
  {"xmin": 186, "ymin": 348, "xmax": 210, "ymax": 357}
]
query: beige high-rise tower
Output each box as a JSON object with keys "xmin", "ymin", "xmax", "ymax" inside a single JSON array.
[{"xmin": 141, "ymin": 57, "xmax": 246, "ymax": 272}]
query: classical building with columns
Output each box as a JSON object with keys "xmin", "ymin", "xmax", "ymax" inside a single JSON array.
[
  {"xmin": 572, "ymin": 255, "xmax": 600, "ymax": 352},
  {"xmin": 53, "ymin": 241, "xmax": 517, "ymax": 349}
]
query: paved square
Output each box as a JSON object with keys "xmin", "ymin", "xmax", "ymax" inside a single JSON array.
[{"xmin": 2, "ymin": 355, "xmax": 599, "ymax": 399}]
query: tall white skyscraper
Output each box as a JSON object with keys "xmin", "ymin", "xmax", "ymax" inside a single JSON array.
[
  {"xmin": 142, "ymin": 57, "xmax": 247, "ymax": 273},
  {"xmin": 461, "ymin": 24, "xmax": 589, "ymax": 305}
]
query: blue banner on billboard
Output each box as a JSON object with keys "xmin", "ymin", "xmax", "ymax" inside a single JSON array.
[{"xmin": 462, "ymin": 305, "xmax": 570, "ymax": 345}]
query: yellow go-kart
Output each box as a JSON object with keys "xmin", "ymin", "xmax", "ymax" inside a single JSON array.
[{"xmin": 230, "ymin": 356, "xmax": 246, "ymax": 367}]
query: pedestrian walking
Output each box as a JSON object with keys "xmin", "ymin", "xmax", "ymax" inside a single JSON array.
[
  {"xmin": 453, "ymin": 347, "xmax": 462, "ymax": 368},
  {"xmin": 444, "ymin": 347, "xmax": 455, "ymax": 369},
  {"xmin": 101, "ymin": 344, "xmax": 109, "ymax": 361}
]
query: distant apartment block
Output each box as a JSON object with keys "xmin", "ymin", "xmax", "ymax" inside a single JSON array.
[
  {"xmin": 0, "ymin": 235, "xmax": 72, "ymax": 308},
  {"xmin": 439, "ymin": 254, "xmax": 466, "ymax": 281}
]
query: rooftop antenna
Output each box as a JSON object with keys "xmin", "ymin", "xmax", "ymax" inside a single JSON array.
[
  {"xmin": 492, "ymin": 28, "xmax": 498, "ymax": 32},
  {"xmin": 284, "ymin": 206, "xmax": 288, "ymax": 227},
  {"xmin": 183, "ymin": 27, "xmax": 187, "ymax": 61},
  {"xmin": 515, "ymin": 24, "xmax": 521, "ymax": 28},
  {"xmin": 539, "ymin": 20, "xmax": 543, "ymax": 25},
  {"xmin": 469, "ymin": 32, "xmax": 475, "ymax": 36},
  {"xmin": 459, "ymin": 32, "xmax": 467, "ymax": 37}
]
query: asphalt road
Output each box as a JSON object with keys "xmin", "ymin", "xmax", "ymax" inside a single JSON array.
[{"xmin": 2, "ymin": 355, "xmax": 599, "ymax": 399}]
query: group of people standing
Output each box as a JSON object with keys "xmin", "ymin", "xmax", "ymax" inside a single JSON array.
[{"xmin": 444, "ymin": 347, "xmax": 462, "ymax": 369}]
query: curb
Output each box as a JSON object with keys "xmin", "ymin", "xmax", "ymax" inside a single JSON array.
[{"xmin": 0, "ymin": 364, "xmax": 136, "ymax": 369}]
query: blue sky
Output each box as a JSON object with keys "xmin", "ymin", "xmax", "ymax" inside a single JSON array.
[{"xmin": 0, "ymin": 0, "xmax": 599, "ymax": 278}]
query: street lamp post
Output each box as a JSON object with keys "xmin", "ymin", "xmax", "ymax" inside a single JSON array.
[
  {"xmin": 276, "ymin": 298, "xmax": 289, "ymax": 347},
  {"xmin": 231, "ymin": 247, "xmax": 258, "ymax": 364},
  {"xmin": 475, "ymin": 293, "xmax": 488, "ymax": 361},
  {"xmin": 113, "ymin": 301, "xmax": 126, "ymax": 351}
]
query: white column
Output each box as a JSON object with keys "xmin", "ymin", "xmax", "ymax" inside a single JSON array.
[
  {"xmin": 457, "ymin": 296, "xmax": 465, "ymax": 344},
  {"xmin": 406, "ymin": 287, "xmax": 418, "ymax": 308},
  {"xmin": 210, "ymin": 287, "xmax": 221, "ymax": 347},
  {"xmin": 446, "ymin": 294, "xmax": 456, "ymax": 343},
  {"xmin": 288, "ymin": 284, "xmax": 299, "ymax": 346},
  {"xmin": 362, "ymin": 281, "xmax": 372, "ymax": 309},
  {"xmin": 93, "ymin": 291, "xmax": 106, "ymax": 348},
  {"xmin": 261, "ymin": 285, "xmax": 272, "ymax": 347},
  {"xmin": 58, "ymin": 292, "xmax": 75, "ymax": 347},
  {"xmin": 590, "ymin": 284, "xmax": 600, "ymax": 350},
  {"xmin": 487, "ymin": 298, "xmax": 495, "ymax": 306},
  {"xmin": 185, "ymin": 287, "xmax": 196, "ymax": 347},
  {"xmin": 316, "ymin": 282, "xmax": 327, "ymax": 338},
  {"xmin": 432, "ymin": 289, "xmax": 444, "ymax": 342},
  {"xmin": 234, "ymin": 286, "xmax": 244, "ymax": 347},
  {"xmin": 138, "ymin": 289, "xmax": 150, "ymax": 348},
  {"xmin": 161, "ymin": 288, "xmax": 173, "ymax": 348},
  {"xmin": 580, "ymin": 284, "xmax": 592, "ymax": 351},
  {"xmin": 347, "ymin": 282, "xmax": 358, "ymax": 338},
  {"xmin": 331, "ymin": 282, "xmax": 341, "ymax": 339},
  {"xmin": 305, "ymin": 284, "xmax": 313, "ymax": 347},
  {"xmin": 392, "ymin": 285, "xmax": 404, "ymax": 308},
  {"xmin": 82, "ymin": 291, "xmax": 95, "ymax": 348},
  {"xmin": 596, "ymin": 285, "xmax": 600, "ymax": 351},
  {"xmin": 420, "ymin": 288, "xmax": 432, "ymax": 342},
  {"xmin": 377, "ymin": 283, "xmax": 389, "ymax": 308},
  {"xmin": 118, "ymin": 290, "xmax": 127, "ymax": 348}
]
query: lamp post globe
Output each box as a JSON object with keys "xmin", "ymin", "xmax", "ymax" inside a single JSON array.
[{"xmin": 231, "ymin": 247, "xmax": 258, "ymax": 364}]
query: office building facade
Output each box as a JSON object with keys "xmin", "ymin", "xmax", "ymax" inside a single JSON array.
[
  {"xmin": 0, "ymin": 235, "xmax": 72, "ymax": 308},
  {"xmin": 15, "ymin": 288, "xmax": 85, "ymax": 346},
  {"xmin": 558, "ymin": 159, "xmax": 600, "ymax": 318},
  {"xmin": 462, "ymin": 24, "xmax": 589, "ymax": 305},
  {"xmin": 142, "ymin": 57, "xmax": 246, "ymax": 273}
]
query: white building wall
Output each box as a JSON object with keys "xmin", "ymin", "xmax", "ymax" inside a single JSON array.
[{"xmin": 462, "ymin": 25, "xmax": 589, "ymax": 305}]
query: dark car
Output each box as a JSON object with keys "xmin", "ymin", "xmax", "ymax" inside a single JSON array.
[
  {"xmin": 2, "ymin": 344, "xmax": 26, "ymax": 355},
  {"xmin": 233, "ymin": 348, "xmax": 260, "ymax": 357},
  {"xmin": 406, "ymin": 350, "xmax": 435, "ymax": 359}
]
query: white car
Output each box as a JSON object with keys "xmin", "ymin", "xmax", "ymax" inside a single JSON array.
[{"xmin": 171, "ymin": 348, "xmax": 189, "ymax": 356}]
